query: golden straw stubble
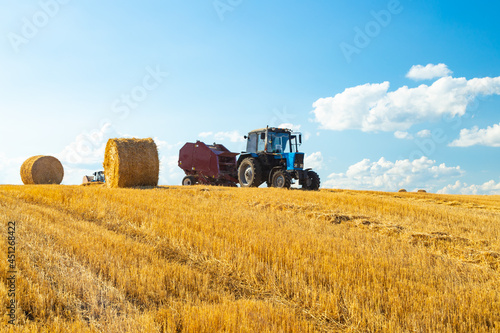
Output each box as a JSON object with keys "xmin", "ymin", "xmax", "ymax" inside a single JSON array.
[
  {"xmin": 103, "ymin": 138, "xmax": 159, "ymax": 188},
  {"xmin": 20, "ymin": 155, "xmax": 64, "ymax": 185}
]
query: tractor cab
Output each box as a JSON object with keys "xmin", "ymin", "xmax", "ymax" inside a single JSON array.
[
  {"xmin": 238, "ymin": 126, "xmax": 319, "ymax": 189},
  {"xmin": 93, "ymin": 171, "xmax": 105, "ymax": 182},
  {"xmin": 245, "ymin": 127, "xmax": 301, "ymax": 154}
]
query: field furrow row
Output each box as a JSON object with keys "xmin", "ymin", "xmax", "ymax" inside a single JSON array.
[{"xmin": 1, "ymin": 185, "xmax": 499, "ymax": 332}]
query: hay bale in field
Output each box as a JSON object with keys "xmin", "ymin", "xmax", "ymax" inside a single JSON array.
[
  {"xmin": 398, "ymin": 189, "xmax": 407, "ymax": 193},
  {"xmin": 82, "ymin": 175, "xmax": 93, "ymax": 184},
  {"xmin": 418, "ymin": 189, "xmax": 427, "ymax": 193},
  {"xmin": 20, "ymin": 155, "xmax": 64, "ymax": 185},
  {"xmin": 103, "ymin": 138, "xmax": 159, "ymax": 188}
]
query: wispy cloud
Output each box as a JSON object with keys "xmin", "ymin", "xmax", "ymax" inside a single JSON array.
[
  {"xmin": 449, "ymin": 123, "xmax": 500, "ymax": 147},
  {"xmin": 305, "ymin": 151, "xmax": 324, "ymax": 170},
  {"xmin": 324, "ymin": 156, "xmax": 463, "ymax": 192},
  {"xmin": 278, "ymin": 123, "xmax": 302, "ymax": 132},
  {"xmin": 198, "ymin": 130, "xmax": 245, "ymax": 143},
  {"xmin": 394, "ymin": 131, "xmax": 413, "ymax": 140},
  {"xmin": 416, "ymin": 129, "xmax": 432, "ymax": 138},
  {"xmin": 438, "ymin": 180, "xmax": 500, "ymax": 195},
  {"xmin": 0, "ymin": 154, "xmax": 25, "ymax": 185},
  {"xmin": 406, "ymin": 63, "xmax": 452, "ymax": 81}
]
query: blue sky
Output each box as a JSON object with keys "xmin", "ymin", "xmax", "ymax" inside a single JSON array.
[{"xmin": 1, "ymin": 0, "xmax": 499, "ymax": 194}]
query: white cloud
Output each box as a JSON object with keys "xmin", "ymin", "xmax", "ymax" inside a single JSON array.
[
  {"xmin": 215, "ymin": 131, "xmax": 245, "ymax": 143},
  {"xmin": 416, "ymin": 129, "xmax": 432, "ymax": 138},
  {"xmin": 199, "ymin": 130, "xmax": 245, "ymax": 143},
  {"xmin": 58, "ymin": 123, "xmax": 121, "ymax": 166},
  {"xmin": 449, "ymin": 123, "xmax": 500, "ymax": 147},
  {"xmin": 53, "ymin": 123, "xmax": 123, "ymax": 184},
  {"xmin": 0, "ymin": 154, "xmax": 25, "ymax": 185},
  {"xmin": 305, "ymin": 151, "xmax": 323, "ymax": 170},
  {"xmin": 406, "ymin": 63, "xmax": 453, "ymax": 81},
  {"xmin": 312, "ymin": 67, "xmax": 500, "ymax": 132},
  {"xmin": 438, "ymin": 180, "xmax": 500, "ymax": 195},
  {"xmin": 199, "ymin": 131, "xmax": 213, "ymax": 138},
  {"xmin": 278, "ymin": 123, "xmax": 301, "ymax": 132},
  {"xmin": 159, "ymin": 153, "xmax": 185, "ymax": 186},
  {"xmin": 313, "ymin": 81, "xmax": 390, "ymax": 131},
  {"xmin": 394, "ymin": 131, "xmax": 413, "ymax": 140},
  {"xmin": 324, "ymin": 156, "xmax": 463, "ymax": 192}
]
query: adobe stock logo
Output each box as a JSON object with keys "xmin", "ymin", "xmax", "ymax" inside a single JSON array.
[
  {"xmin": 213, "ymin": 0, "xmax": 243, "ymax": 21},
  {"xmin": 339, "ymin": 0, "xmax": 404, "ymax": 63},
  {"xmin": 7, "ymin": 0, "xmax": 71, "ymax": 53},
  {"xmin": 111, "ymin": 66, "xmax": 168, "ymax": 120}
]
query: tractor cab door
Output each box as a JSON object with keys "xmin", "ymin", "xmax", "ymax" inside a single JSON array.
[
  {"xmin": 246, "ymin": 132, "xmax": 266, "ymax": 153},
  {"xmin": 246, "ymin": 133, "xmax": 258, "ymax": 153},
  {"xmin": 257, "ymin": 132, "xmax": 266, "ymax": 152}
]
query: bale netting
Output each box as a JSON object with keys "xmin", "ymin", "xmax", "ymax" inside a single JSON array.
[
  {"xmin": 103, "ymin": 138, "xmax": 159, "ymax": 188},
  {"xmin": 20, "ymin": 155, "xmax": 64, "ymax": 185}
]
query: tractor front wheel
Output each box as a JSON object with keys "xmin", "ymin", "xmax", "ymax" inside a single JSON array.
[
  {"xmin": 271, "ymin": 170, "xmax": 291, "ymax": 189},
  {"xmin": 238, "ymin": 158, "xmax": 262, "ymax": 187},
  {"xmin": 303, "ymin": 170, "xmax": 320, "ymax": 191},
  {"xmin": 182, "ymin": 176, "xmax": 197, "ymax": 186}
]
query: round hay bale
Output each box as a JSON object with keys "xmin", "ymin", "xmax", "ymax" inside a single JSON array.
[
  {"xmin": 103, "ymin": 138, "xmax": 159, "ymax": 188},
  {"xmin": 418, "ymin": 189, "xmax": 427, "ymax": 193},
  {"xmin": 20, "ymin": 155, "xmax": 64, "ymax": 185},
  {"xmin": 398, "ymin": 189, "xmax": 407, "ymax": 193},
  {"xmin": 82, "ymin": 176, "xmax": 92, "ymax": 184}
]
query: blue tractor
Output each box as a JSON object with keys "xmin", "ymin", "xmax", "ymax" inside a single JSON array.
[{"xmin": 237, "ymin": 126, "xmax": 320, "ymax": 190}]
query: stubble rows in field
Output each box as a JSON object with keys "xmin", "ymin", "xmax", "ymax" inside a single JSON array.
[{"xmin": 0, "ymin": 185, "xmax": 499, "ymax": 332}]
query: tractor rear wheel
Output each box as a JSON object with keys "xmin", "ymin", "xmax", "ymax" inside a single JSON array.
[
  {"xmin": 182, "ymin": 176, "xmax": 197, "ymax": 186},
  {"xmin": 271, "ymin": 170, "xmax": 291, "ymax": 189},
  {"xmin": 238, "ymin": 158, "xmax": 262, "ymax": 187},
  {"xmin": 303, "ymin": 170, "xmax": 320, "ymax": 191}
]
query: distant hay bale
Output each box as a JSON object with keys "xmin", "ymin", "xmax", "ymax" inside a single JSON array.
[
  {"xmin": 20, "ymin": 155, "xmax": 64, "ymax": 185},
  {"xmin": 82, "ymin": 176, "xmax": 93, "ymax": 184},
  {"xmin": 398, "ymin": 189, "xmax": 407, "ymax": 193},
  {"xmin": 418, "ymin": 189, "xmax": 427, "ymax": 193},
  {"xmin": 103, "ymin": 138, "xmax": 159, "ymax": 188}
]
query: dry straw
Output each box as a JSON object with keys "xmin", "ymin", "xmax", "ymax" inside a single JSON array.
[
  {"xmin": 81, "ymin": 182, "xmax": 104, "ymax": 186},
  {"xmin": 20, "ymin": 155, "xmax": 64, "ymax": 185},
  {"xmin": 103, "ymin": 138, "xmax": 159, "ymax": 188}
]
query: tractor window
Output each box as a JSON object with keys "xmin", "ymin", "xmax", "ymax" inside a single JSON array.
[
  {"xmin": 257, "ymin": 133, "xmax": 266, "ymax": 152},
  {"xmin": 246, "ymin": 133, "xmax": 258, "ymax": 153},
  {"xmin": 269, "ymin": 132, "xmax": 290, "ymax": 153}
]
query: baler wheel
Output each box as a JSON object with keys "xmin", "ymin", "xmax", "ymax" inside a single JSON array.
[{"xmin": 182, "ymin": 176, "xmax": 197, "ymax": 186}]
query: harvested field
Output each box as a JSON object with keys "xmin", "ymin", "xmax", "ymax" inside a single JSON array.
[
  {"xmin": 80, "ymin": 182, "xmax": 104, "ymax": 186},
  {"xmin": 0, "ymin": 186, "xmax": 499, "ymax": 332}
]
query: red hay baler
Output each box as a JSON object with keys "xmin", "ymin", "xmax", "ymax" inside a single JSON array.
[{"xmin": 178, "ymin": 141, "xmax": 239, "ymax": 186}]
